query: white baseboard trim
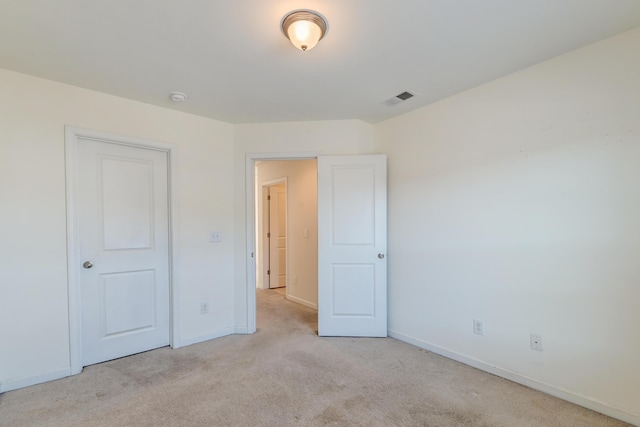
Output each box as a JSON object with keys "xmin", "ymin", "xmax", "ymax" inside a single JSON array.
[
  {"xmin": 388, "ymin": 330, "xmax": 639, "ymax": 427},
  {"xmin": 286, "ymin": 294, "xmax": 317, "ymax": 310},
  {"xmin": 234, "ymin": 327, "xmax": 252, "ymax": 334},
  {"xmin": 0, "ymin": 368, "xmax": 71, "ymax": 393},
  {"xmin": 175, "ymin": 327, "xmax": 236, "ymax": 348}
]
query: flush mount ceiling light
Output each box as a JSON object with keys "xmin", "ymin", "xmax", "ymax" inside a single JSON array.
[{"xmin": 281, "ymin": 10, "xmax": 327, "ymax": 51}]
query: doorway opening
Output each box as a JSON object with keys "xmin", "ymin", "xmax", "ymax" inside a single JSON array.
[
  {"xmin": 246, "ymin": 153, "xmax": 388, "ymax": 337},
  {"xmin": 254, "ymin": 159, "xmax": 318, "ymax": 316}
]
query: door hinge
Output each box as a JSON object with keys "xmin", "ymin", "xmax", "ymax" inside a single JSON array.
[
  {"xmin": 267, "ymin": 270, "xmax": 270, "ymax": 275},
  {"xmin": 267, "ymin": 195, "xmax": 271, "ymax": 200},
  {"xmin": 267, "ymin": 232, "xmax": 271, "ymax": 238}
]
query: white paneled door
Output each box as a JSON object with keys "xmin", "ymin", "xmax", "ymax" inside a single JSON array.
[
  {"xmin": 317, "ymin": 155, "xmax": 387, "ymax": 337},
  {"xmin": 269, "ymin": 183, "xmax": 287, "ymax": 289},
  {"xmin": 78, "ymin": 139, "xmax": 170, "ymax": 366}
]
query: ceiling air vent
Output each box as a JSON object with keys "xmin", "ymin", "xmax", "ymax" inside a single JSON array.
[{"xmin": 382, "ymin": 91, "xmax": 415, "ymax": 107}]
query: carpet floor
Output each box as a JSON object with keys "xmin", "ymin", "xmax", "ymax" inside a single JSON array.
[{"xmin": 0, "ymin": 288, "xmax": 630, "ymax": 426}]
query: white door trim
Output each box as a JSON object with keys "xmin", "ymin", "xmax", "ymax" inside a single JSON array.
[
  {"xmin": 245, "ymin": 152, "xmax": 317, "ymax": 334},
  {"xmin": 65, "ymin": 126, "xmax": 179, "ymax": 375}
]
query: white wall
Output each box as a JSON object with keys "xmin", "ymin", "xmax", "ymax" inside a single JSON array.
[
  {"xmin": 256, "ymin": 160, "xmax": 318, "ymax": 308},
  {"xmin": 0, "ymin": 69, "xmax": 236, "ymax": 391},
  {"xmin": 374, "ymin": 28, "xmax": 640, "ymax": 423},
  {"xmin": 0, "ymin": 71, "xmax": 377, "ymax": 392},
  {"xmin": 233, "ymin": 120, "xmax": 375, "ymax": 330}
]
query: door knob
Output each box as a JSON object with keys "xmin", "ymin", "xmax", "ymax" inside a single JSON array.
[
  {"xmin": 378, "ymin": 253, "xmax": 385, "ymax": 259},
  {"xmin": 83, "ymin": 261, "xmax": 93, "ymax": 269}
]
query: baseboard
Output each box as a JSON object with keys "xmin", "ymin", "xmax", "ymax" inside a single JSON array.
[
  {"xmin": 388, "ymin": 330, "xmax": 639, "ymax": 427},
  {"xmin": 286, "ymin": 294, "xmax": 317, "ymax": 310},
  {"xmin": 0, "ymin": 367, "xmax": 71, "ymax": 393},
  {"xmin": 234, "ymin": 327, "xmax": 252, "ymax": 334},
  {"xmin": 175, "ymin": 327, "xmax": 236, "ymax": 348}
]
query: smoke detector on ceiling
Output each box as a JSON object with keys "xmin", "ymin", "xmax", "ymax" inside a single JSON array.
[
  {"xmin": 170, "ymin": 91, "xmax": 187, "ymax": 102},
  {"xmin": 382, "ymin": 91, "xmax": 415, "ymax": 107}
]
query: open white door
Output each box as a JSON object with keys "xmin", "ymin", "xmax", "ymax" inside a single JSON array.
[
  {"xmin": 268, "ymin": 183, "xmax": 287, "ymax": 289},
  {"xmin": 318, "ymin": 155, "xmax": 387, "ymax": 337}
]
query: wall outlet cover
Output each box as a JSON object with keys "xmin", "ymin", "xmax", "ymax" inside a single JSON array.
[
  {"xmin": 473, "ymin": 319, "xmax": 484, "ymax": 336},
  {"xmin": 530, "ymin": 333, "xmax": 543, "ymax": 351}
]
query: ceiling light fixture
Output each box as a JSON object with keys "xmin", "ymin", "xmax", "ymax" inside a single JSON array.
[{"xmin": 281, "ymin": 10, "xmax": 327, "ymax": 52}]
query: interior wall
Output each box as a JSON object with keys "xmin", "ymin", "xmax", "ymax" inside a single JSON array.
[
  {"xmin": 256, "ymin": 160, "xmax": 318, "ymax": 308},
  {"xmin": 0, "ymin": 68, "xmax": 236, "ymax": 392},
  {"xmin": 373, "ymin": 28, "xmax": 640, "ymax": 423},
  {"xmin": 233, "ymin": 120, "xmax": 375, "ymax": 330}
]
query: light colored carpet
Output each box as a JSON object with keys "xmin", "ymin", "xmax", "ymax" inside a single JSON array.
[{"xmin": 0, "ymin": 289, "xmax": 629, "ymax": 426}]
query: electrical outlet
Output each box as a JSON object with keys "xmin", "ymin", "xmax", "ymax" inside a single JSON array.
[
  {"xmin": 200, "ymin": 302, "xmax": 209, "ymax": 314},
  {"xmin": 473, "ymin": 319, "xmax": 484, "ymax": 336},
  {"xmin": 209, "ymin": 231, "xmax": 221, "ymax": 242},
  {"xmin": 530, "ymin": 333, "xmax": 543, "ymax": 351}
]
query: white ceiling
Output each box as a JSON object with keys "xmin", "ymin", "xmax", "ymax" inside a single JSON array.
[{"xmin": 1, "ymin": 1, "xmax": 639, "ymax": 124}]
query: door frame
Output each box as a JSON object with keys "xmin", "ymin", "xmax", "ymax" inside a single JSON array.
[
  {"xmin": 65, "ymin": 126, "xmax": 179, "ymax": 375},
  {"xmin": 258, "ymin": 177, "xmax": 287, "ymax": 291},
  {"xmin": 245, "ymin": 153, "xmax": 316, "ymax": 333}
]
